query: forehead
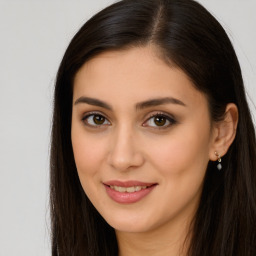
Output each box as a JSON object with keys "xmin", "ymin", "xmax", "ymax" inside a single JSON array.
[{"xmin": 73, "ymin": 46, "xmax": 207, "ymax": 109}]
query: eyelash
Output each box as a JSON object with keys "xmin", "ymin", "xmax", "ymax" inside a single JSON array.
[
  {"xmin": 143, "ymin": 112, "xmax": 177, "ymax": 130},
  {"xmin": 82, "ymin": 111, "xmax": 110, "ymax": 128},
  {"xmin": 81, "ymin": 111, "xmax": 177, "ymax": 130}
]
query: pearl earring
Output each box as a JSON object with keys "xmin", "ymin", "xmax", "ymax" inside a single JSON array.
[{"xmin": 214, "ymin": 151, "xmax": 222, "ymax": 170}]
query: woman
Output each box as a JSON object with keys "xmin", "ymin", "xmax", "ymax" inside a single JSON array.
[{"xmin": 50, "ymin": 0, "xmax": 256, "ymax": 255}]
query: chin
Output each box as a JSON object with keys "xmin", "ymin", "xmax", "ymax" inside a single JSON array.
[{"xmin": 102, "ymin": 211, "xmax": 159, "ymax": 233}]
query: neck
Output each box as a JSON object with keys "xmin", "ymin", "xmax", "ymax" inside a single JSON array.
[{"xmin": 116, "ymin": 214, "xmax": 193, "ymax": 256}]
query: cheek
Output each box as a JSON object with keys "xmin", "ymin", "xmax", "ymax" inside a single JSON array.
[
  {"xmin": 71, "ymin": 130, "xmax": 108, "ymax": 204},
  {"xmin": 146, "ymin": 123, "xmax": 211, "ymax": 177},
  {"xmin": 141, "ymin": 126, "xmax": 211, "ymax": 223},
  {"xmin": 71, "ymin": 124, "xmax": 108, "ymax": 181}
]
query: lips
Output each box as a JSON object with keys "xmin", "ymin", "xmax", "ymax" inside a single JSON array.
[
  {"xmin": 104, "ymin": 180, "xmax": 155, "ymax": 187},
  {"xmin": 103, "ymin": 180, "xmax": 157, "ymax": 204}
]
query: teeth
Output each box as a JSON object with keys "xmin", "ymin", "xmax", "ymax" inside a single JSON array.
[
  {"xmin": 127, "ymin": 187, "xmax": 135, "ymax": 192},
  {"xmin": 109, "ymin": 185, "xmax": 147, "ymax": 193}
]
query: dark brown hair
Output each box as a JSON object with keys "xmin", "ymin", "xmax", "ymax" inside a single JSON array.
[{"xmin": 50, "ymin": 0, "xmax": 256, "ymax": 255}]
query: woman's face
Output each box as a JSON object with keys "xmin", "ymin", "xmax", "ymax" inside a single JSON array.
[{"xmin": 71, "ymin": 46, "xmax": 216, "ymax": 233}]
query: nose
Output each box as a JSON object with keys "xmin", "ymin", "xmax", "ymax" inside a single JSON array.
[{"xmin": 107, "ymin": 125, "xmax": 144, "ymax": 171}]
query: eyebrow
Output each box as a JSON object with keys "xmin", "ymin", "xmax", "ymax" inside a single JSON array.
[
  {"xmin": 74, "ymin": 96, "xmax": 112, "ymax": 110},
  {"xmin": 136, "ymin": 97, "xmax": 186, "ymax": 110},
  {"xmin": 74, "ymin": 96, "xmax": 186, "ymax": 110}
]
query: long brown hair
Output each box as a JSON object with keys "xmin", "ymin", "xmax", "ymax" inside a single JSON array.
[{"xmin": 50, "ymin": 0, "xmax": 256, "ymax": 255}]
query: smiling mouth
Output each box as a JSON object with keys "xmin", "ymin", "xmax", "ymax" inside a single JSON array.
[
  {"xmin": 103, "ymin": 182, "xmax": 157, "ymax": 204},
  {"xmin": 108, "ymin": 185, "xmax": 151, "ymax": 193}
]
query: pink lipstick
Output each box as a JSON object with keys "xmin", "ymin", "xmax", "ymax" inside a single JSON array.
[{"xmin": 103, "ymin": 180, "xmax": 157, "ymax": 204}]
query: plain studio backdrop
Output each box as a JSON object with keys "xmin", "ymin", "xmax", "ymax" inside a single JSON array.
[{"xmin": 0, "ymin": 1, "xmax": 255, "ymax": 255}]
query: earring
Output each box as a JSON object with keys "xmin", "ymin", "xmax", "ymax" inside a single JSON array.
[{"xmin": 214, "ymin": 151, "xmax": 222, "ymax": 170}]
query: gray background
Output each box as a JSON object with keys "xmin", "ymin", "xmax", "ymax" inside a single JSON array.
[{"xmin": 0, "ymin": 1, "xmax": 255, "ymax": 255}]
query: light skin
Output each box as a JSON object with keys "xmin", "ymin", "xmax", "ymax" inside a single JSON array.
[{"xmin": 71, "ymin": 46, "xmax": 238, "ymax": 256}]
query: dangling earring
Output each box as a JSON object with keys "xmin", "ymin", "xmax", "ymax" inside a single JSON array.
[{"xmin": 214, "ymin": 151, "xmax": 222, "ymax": 170}]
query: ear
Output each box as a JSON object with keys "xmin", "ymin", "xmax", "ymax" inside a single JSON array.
[{"xmin": 209, "ymin": 103, "xmax": 238, "ymax": 161}]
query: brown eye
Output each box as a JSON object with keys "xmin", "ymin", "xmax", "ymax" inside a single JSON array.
[
  {"xmin": 143, "ymin": 114, "xmax": 176, "ymax": 129},
  {"xmin": 154, "ymin": 116, "xmax": 167, "ymax": 126},
  {"xmin": 93, "ymin": 115, "xmax": 105, "ymax": 125},
  {"xmin": 83, "ymin": 114, "xmax": 110, "ymax": 127}
]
